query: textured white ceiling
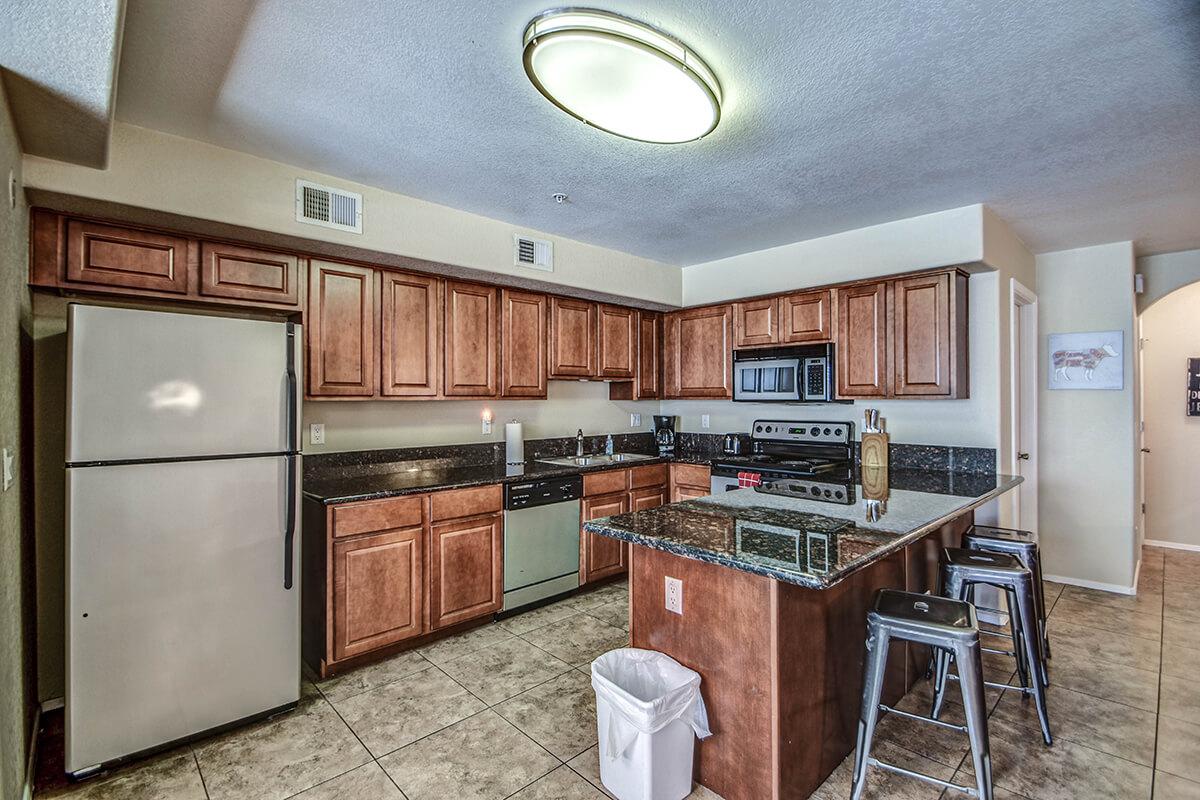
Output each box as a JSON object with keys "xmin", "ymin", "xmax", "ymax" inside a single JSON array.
[{"xmin": 114, "ymin": 0, "xmax": 1200, "ymax": 264}]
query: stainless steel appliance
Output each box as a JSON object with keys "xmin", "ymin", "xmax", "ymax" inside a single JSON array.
[
  {"xmin": 653, "ymin": 415, "xmax": 676, "ymax": 456},
  {"xmin": 503, "ymin": 475, "xmax": 583, "ymax": 611},
  {"xmin": 65, "ymin": 304, "xmax": 301, "ymax": 776},
  {"xmin": 709, "ymin": 419, "xmax": 855, "ymax": 504},
  {"xmin": 722, "ymin": 433, "xmax": 742, "ymax": 455},
  {"xmin": 732, "ymin": 344, "xmax": 837, "ymax": 403}
]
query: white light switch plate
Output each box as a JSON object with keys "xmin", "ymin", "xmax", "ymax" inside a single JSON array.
[
  {"xmin": 665, "ymin": 576, "xmax": 683, "ymax": 615},
  {"xmin": 309, "ymin": 423, "xmax": 325, "ymax": 445},
  {"xmin": 482, "ymin": 418, "xmax": 493, "ymax": 434},
  {"xmin": 2, "ymin": 447, "xmax": 12, "ymax": 491},
  {"xmin": 701, "ymin": 414, "xmax": 710, "ymax": 429},
  {"xmin": 630, "ymin": 413, "xmax": 642, "ymax": 428}
]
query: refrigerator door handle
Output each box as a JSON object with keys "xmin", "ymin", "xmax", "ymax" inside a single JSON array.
[
  {"xmin": 285, "ymin": 321, "xmax": 298, "ymax": 453},
  {"xmin": 284, "ymin": 453, "xmax": 297, "ymax": 590}
]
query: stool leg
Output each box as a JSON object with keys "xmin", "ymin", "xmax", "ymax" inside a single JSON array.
[
  {"xmin": 955, "ymin": 638, "xmax": 994, "ymax": 800},
  {"xmin": 1015, "ymin": 577, "xmax": 1053, "ymax": 745},
  {"xmin": 1031, "ymin": 552, "xmax": 1052, "ymax": 661},
  {"xmin": 851, "ymin": 626, "xmax": 892, "ymax": 800},
  {"xmin": 932, "ymin": 646, "xmax": 952, "ymax": 719},
  {"xmin": 1007, "ymin": 587, "xmax": 1030, "ymax": 690}
]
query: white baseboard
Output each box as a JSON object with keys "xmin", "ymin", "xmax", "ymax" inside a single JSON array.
[
  {"xmin": 1043, "ymin": 573, "xmax": 1136, "ymax": 596},
  {"xmin": 1144, "ymin": 538, "xmax": 1200, "ymax": 553},
  {"xmin": 22, "ymin": 705, "xmax": 40, "ymax": 800}
]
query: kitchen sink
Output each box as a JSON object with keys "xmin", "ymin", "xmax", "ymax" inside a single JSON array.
[{"xmin": 536, "ymin": 453, "xmax": 655, "ymax": 467}]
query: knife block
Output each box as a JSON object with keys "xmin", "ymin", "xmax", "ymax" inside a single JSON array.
[{"xmin": 861, "ymin": 432, "xmax": 889, "ymax": 470}]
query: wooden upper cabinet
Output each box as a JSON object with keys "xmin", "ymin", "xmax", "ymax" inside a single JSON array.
[
  {"xmin": 581, "ymin": 492, "xmax": 628, "ymax": 584},
  {"xmin": 332, "ymin": 526, "xmax": 424, "ymax": 661},
  {"xmin": 199, "ymin": 242, "xmax": 300, "ymax": 307},
  {"xmin": 549, "ymin": 297, "xmax": 598, "ymax": 378},
  {"xmin": 66, "ymin": 220, "xmax": 190, "ymax": 294},
  {"xmin": 380, "ymin": 272, "xmax": 441, "ymax": 397},
  {"xmin": 894, "ymin": 272, "xmax": 968, "ymax": 398},
  {"xmin": 444, "ymin": 281, "xmax": 498, "ymax": 397},
  {"xmin": 780, "ymin": 289, "xmax": 833, "ymax": 343},
  {"xmin": 308, "ymin": 261, "xmax": 376, "ymax": 397},
  {"xmin": 734, "ymin": 298, "xmax": 780, "ymax": 347},
  {"xmin": 500, "ymin": 289, "xmax": 548, "ymax": 398},
  {"xmin": 836, "ymin": 282, "xmax": 889, "ymax": 398},
  {"xmin": 637, "ymin": 311, "xmax": 662, "ymax": 399},
  {"xmin": 597, "ymin": 304, "xmax": 636, "ymax": 379},
  {"xmin": 664, "ymin": 305, "xmax": 733, "ymax": 399},
  {"xmin": 428, "ymin": 513, "xmax": 503, "ymax": 629}
]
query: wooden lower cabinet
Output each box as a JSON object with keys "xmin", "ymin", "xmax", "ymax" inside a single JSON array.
[
  {"xmin": 332, "ymin": 527, "xmax": 424, "ymax": 661},
  {"xmin": 429, "ymin": 513, "xmax": 504, "ymax": 630},
  {"xmin": 630, "ymin": 485, "xmax": 667, "ymax": 512},
  {"xmin": 582, "ymin": 492, "xmax": 629, "ymax": 584},
  {"xmin": 670, "ymin": 463, "xmax": 712, "ymax": 502}
]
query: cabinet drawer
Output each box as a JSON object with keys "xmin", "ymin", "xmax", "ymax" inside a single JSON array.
[
  {"xmin": 584, "ymin": 468, "xmax": 629, "ymax": 496},
  {"xmin": 671, "ymin": 463, "xmax": 711, "ymax": 489},
  {"xmin": 331, "ymin": 495, "xmax": 426, "ymax": 538},
  {"xmin": 199, "ymin": 242, "xmax": 300, "ymax": 306},
  {"xmin": 629, "ymin": 463, "xmax": 667, "ymax": 489},
  {"xmin": 430, "ymin": 484, "xmax": 502, "ymax": 521},
  {"xmin": 66, "ymin": 220, "xmax": 190, "ymax": 294}
]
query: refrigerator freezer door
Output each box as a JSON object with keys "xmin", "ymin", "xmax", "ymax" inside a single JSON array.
[
  {"xmin": 66, "ymin": 456, "xmax": 300, "ymax": 772},
  {"xmin": 67, "ymin": 305, "xmax": 300, "ymax": 463}
]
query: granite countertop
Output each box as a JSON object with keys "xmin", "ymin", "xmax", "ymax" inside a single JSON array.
[
  {"xmin": 303, "ymin": 455, "xmax": 681, "ymax": 504},
  {"xmin": 582, "ymin": 469, "xmax": 1022, "ymax": 590}
]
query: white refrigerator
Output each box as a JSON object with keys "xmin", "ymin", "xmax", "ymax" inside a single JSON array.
[{"xmin": 65, "ymin": 304, "xmax": 302, "ymax": 775}]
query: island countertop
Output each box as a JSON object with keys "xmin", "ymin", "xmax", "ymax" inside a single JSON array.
[{"xmin": 583, "ymin": 468, "xmax": 1022, "ymax": 589}]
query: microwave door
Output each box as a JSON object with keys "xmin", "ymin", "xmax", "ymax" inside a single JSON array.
[{"xmin": 734, "ymin": 359, "xmax": 802, "ymax": 401}]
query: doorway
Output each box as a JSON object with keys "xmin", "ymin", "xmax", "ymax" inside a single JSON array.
[{"xmin": 1010, "ymin": 279, "xmax": 1038, "ymax": 532}]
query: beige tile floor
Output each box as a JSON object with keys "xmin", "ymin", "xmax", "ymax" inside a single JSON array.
[{"xmin": 40, "ymin": 545, "xmax": 1200, "ymax": 799}]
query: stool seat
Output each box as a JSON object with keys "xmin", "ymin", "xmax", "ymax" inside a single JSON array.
[
  {"xmin": 870, "ymin": 590, "xmax": 976, "ymax": 636},
  {"xmin": 943, "ymin": 547, "xmax": 1025, "ymax": 580},
  {"xmin": 966, "ymin": 524, "xmax": 1036, "ymax": 545}
]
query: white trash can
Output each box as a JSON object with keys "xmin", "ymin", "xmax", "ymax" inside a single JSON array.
[{"xmin": 591, "ymin": 648, "xmax": 712, "ymax": 800}]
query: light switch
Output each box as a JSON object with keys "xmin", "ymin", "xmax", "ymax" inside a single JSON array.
[
  {"xmin": 309, "ymin": 423, "xmax": 325, "ymax": 446},
  {"xmin": 701, "ymin": 414, "xmax": 710, "ymax": 429},
  {"xmin": 2, "ymin": 447, "xmax": 13, "ymax": 491},
  {"xmin": 630, "ymin": 413, "xmax": 642, "ymax": 428}
]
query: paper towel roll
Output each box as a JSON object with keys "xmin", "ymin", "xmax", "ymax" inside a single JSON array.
[{"xmin": 505, "ymin": 421, "xmax": 524, "ymax": 465}]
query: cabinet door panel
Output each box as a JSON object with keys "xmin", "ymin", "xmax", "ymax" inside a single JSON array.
[
  {"xmin": 66, "ymin": 220, "xmax": 190, "ymax": 294},
  {"xmin": 199, "ymin": 242, "xmax": 300, "ymax": 306},
  {"xmin": 734, "ymin": 298, "xmax": 779, "ymax": 347},
  {"xmin": 780, "ymin": 290, "xmax": 832, "ymax": 343},
  {"xmin": 581, "ymin": 493, "xmax": 628, "ymax": 584},
  {"xmin": 637, "ymin": 311, "xmax": 661, "ymax": 399},
  {"xmin": 429, "ymin": 514, "xmax": 503, "ymax": 629},
  {"xmin": 381, "ymin": 272, "xmax": 441, "ymax": 397},
  {"xmin": 333, "ymin": 527, "xmax": 424, "ymax": 660},
  {"xmin": 444, "ymin": 281, "xmax": 498, "ymax": 397},
  {"xmin": 501, "ymin": 289, "xmax": 548, "ymax": 397},
  {"xmin": 666, "ymin": 305, "xmax": 733, "ymax": 398},
  {"xmin": 597, "ymin": 305, "xmax": 636, "ymax": 379},
  {"xmin": 630, "ymin": 486, "xmax": 667, "ymax": 512},
  {"xmin": 836, "ymin": 283, "xmax": 888, "ymax": 398},
  {"xmin": 549, "ymin": 297, "xmax": 598, "ymax": 378},
  {"xmin": 894, "ymin": 273, "xmax": 953, "ymax": 396},
  {"xmin": 308, "ymin": 261, "xmax": 376, "ymax": 397}
]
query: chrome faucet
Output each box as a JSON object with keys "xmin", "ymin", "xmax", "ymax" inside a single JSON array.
[{"xmin": 576, "ymin": 429, "xmax": 585, "ymax": 457}]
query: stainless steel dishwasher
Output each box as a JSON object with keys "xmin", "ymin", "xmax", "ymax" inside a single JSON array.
[{"xmin": 502, "ymin": 475, "xmax": 583, "ymax": 612}]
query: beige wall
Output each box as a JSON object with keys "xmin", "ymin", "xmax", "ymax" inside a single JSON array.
[
  {"xmin": 1140, "ymin": 280, "xmax": 1200, "ymax": 549},
  {"xmin": 22, "ymin": 122, "xmax": 683, "ymax": 305},
  {"xmin": 1036, "ymin": 242, "xmax": 1138, "ymax": 589},
  {"xmin": 1137, "ymin": 248, "xmax": 1200, "ymax": 313},
  {"xmin": 0, "ymin": 80, "xmax": 33, "ymax": 800},
  {"xmin": 305, "ymin": 381, "xmax": 660, "ymax": 453}
]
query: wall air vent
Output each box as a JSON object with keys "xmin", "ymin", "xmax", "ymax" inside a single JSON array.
[
  {"xmin": 295, "ymin": 179, "xmax": 362, "ymax": 234},
  {"xmin": 513, "ymin": 234, "xmax": 553, "ymax": 271}
]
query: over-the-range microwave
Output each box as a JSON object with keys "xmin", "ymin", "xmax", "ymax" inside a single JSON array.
[{"xmin": 732, "ymin": 344, "xmax": 840, "ymax": 403}]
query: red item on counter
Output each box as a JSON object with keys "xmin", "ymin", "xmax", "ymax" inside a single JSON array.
[{"xmin": 738, "ymin": 471, "xmax": 763, "ymax": 488}]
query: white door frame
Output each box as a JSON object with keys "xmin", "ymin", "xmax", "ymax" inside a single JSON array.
[{"xmin": 1010, "ymin": 279, "xmax": 1039, "ymax": 532}]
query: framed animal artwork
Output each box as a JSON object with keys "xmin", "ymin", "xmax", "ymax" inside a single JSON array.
[{"xmin": 1047, "ymin": 331, "xmax": 1124, "ymax": 390}]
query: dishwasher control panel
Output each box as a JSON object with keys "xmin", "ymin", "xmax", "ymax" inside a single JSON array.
[{"xmin": 504, "ymin": 475, "xmax": 583, "ymax": 510}]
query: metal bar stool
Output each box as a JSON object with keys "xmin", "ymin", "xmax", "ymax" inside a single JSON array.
[
  {"xmin": 933, "ymin": 548, "xmax": 1053, "ymax": 746},
  {"xmin": 965, "ymin": 524, "xmax": 1051, "ymax": 681},
  {"xmin": 851, "ymin": 589, "xmax": 993, "ymax": 800}
]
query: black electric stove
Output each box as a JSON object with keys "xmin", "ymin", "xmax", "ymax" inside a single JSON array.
[{"xmin": 711, "ymin": 419, "xmax": 856, "ymax": 504}]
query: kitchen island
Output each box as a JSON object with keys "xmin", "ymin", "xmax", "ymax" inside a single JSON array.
[{"xmin": 583, "ymin": 468, "xmax": 1021, "ymax": 800}]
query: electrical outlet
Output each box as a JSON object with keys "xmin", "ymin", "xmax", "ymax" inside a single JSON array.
[
  {"xmin": 309, "ymin": 423, "xmax": 325, "ymax": 445},
  {"xmin": 630, "ymin": 413, "xmax": 642, "ymax": 428},
  {"xmin": 2, "ymin": 447, "xmax": 13, "ymax": 491},
  {"xmin": 665, "ymin": 576, "xmax": 683, "ymax": 615},
  {"xmin": 701, "ymin": 414, "xmax": 710, "ymax": 429},
  {"xmin": 482, "ymin": 416, "xmax": 493, "ymax": 434}
]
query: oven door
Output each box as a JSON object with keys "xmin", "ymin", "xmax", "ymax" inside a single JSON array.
[
  {"xmin": 733, "ymin": 358, "xmax": 802, "ymax": 402},
  {"xmin": 710, "ymin": 473, "xmax": 741, "ymax": 493}
]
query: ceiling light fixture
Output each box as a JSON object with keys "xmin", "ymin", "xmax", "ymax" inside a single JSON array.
[{"xmin": 522, "ymin": 9, "xmax": 722, "ymax": 144}]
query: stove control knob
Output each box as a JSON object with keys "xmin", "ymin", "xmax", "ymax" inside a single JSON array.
[
  {"xmin": 823, "ymin": 489, "xmax": 832, "ymax": 497},
  {"xmin": 834, "ymin": 490, "xmax": 844, "ymax": 499},
  {"xmin": 755, "ymin": 425, "xmax": 762, "ymax": 433},
  {"xmin": 823, "ymin": 427, "xmax": 831, "ymax": 436},
  {"xmin": 765, "ymin": 425, "xmax": 773, "ymax": 433},
  {"xmin": 832, "ymin": 427, "xmax": 841, "ymax": 437}
]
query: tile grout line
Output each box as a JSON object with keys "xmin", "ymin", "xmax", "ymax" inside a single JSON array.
[
  {"xmin": 306, "ymin": 686, "xmax": 403, "ymax": 800},
  {"xmin": 191, "ymin": 751, "xmax": 211, "ymax": 800},
  {"xmin": 1150, "ymin": 558, "xmax": 1166, "ymax": 800}
]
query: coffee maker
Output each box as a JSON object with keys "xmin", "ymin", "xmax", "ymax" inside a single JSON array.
[{"xmin": 652, "ymin": 415, "xmax": 676, "ymax": 457}]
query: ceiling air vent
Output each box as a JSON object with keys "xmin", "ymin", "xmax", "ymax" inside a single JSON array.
[
  {"xmin": 295, "ymin": 179, "xmax": 362, "ymax": 234},
  {"xmin": 513, "ymin": 234, "xmax": 553, "ymax": 271}
]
